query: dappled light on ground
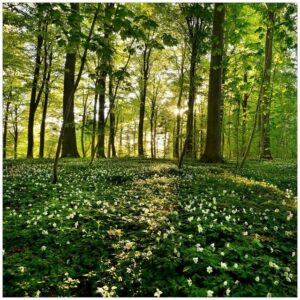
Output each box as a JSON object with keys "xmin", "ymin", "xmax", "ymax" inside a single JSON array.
[{"xmin": 3, "ymin": 159, "xmax": 297, "ymax": 297}]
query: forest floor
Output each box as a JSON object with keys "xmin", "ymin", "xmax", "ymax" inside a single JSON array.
[{"xmin": 3, "ymin": 158, "xmax": 297, "ymax": 297}]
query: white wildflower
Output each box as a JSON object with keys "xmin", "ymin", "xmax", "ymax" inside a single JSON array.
[{"xmin": 154, "ymin": 288, "xmax": 163, "ymax": 297}]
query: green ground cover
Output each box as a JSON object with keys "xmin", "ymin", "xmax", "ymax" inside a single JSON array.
[{"xmin": 3, "ymin": 159, "xmax": 297, "ymax": 297}]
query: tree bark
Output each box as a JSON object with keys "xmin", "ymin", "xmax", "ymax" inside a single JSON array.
[
  {"xmin": 61, "ymin": 3, "xmax": 80, "ymax": 158},
  {"xmin": 27, "ymin": 21, "xmax": 44, "ymax": 158},
  {"xmin": 53, "ymin": 3, "xmax": 101, "ymax": 183},
  {"xmin": 241, "ymin": 71, "xmax": 249, "ymax": 156},
  {"xmin": 3, "ymin": 90, "xmax": 11, "ymax": 159},
  {"xmin": 185, "ymin": 43, "xmax": 197, "ymax": 157},
  {"xmin": 108, "ymin": 73, "xmax": 116, "ymax": 157},
  {"xmin": 150, "ymin": 83, "xmax": 158, "ymax": 159},
  {"xmin": 91, "ymin": 79, "xmax": 99, "ymax": 158},
  {"xmin": 97, "ymin": 75, "xmax": 106, "ymax": 158},
  {"xmin": 81, "ymin": 92, "xmax": 89, "ymax": 157},
  {"xmin": 174, "ymin": 44, "xmax": 186, "ymax": 159},
  {"xmin": 201, "ymin": 3, "xmax": 225, "ymax": 163},
  {"xmin": 138, "ymin": 44, "xmax": 151, "ymax": 157},
  {"xmin": 260, "ymin": 7, "xmax": 275, "ymax": 160},
  {"xmin": 39, "ymin": 49, "xmax": 53, "ymax": 158},
  {"xmin": 119, "ymin": 121, "xmax": 123, "ymax": 156},
  {"xmin": 13, "ymin": 105, "xmax": 18, "ymax": 159}
]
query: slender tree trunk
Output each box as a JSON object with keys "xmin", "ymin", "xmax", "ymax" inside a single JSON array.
[
  {"xmin": 154, "ymin": 110, "xmax": 157, "ymax": 158},
  {"xmin": 96, "ymin": 4, "xmax": 114, "ymax": 159},
  {"xmin": 39, "ymin": 49, "xmax": 53, "ymax": 158},
  {"xmin": 27, "ymin": 21, "xmax": 44, "ymax": 158},
  {"xmin": 133, "ymin": 121, "xmax": 136, "ymax": 156},
  {"xmin": 185, "ymin": 44, "xmax": 197, "ymax": 157},
  {"xmin": 178, "ymin": 46, "xmax": 197, "ymax": 167},
  {"xmin": 241, "ymin": 71, "xmax": 249, "ymax": 156},
  {"xmin": 138, "ymin": 44, "xmax": 151, "ymax": 157},
  {"xmin": 199, "ymin": 102, "xmax": 204, "ymax": 157},
  {"xmin": 13, "ymin": 105, "xmax": 18, "ymax": 159},
  {"xmin": 163, "ymin": 122, "xmax": 167, "ymax": 159},
  {"xmin": 201, "ymin": 3, "xmax": 225, "ymax": 163},
  {"xmin": 3, "ymin": 92, "xmax": 11, "ymax": 159},
  {"xmin": 227, "ymin": 104, "xmax": 232, "ymax": 160},
  {"xmin": 108, "ymin": 73, "xmax": 116, "ymax": 157},
  {"xmin": 91, "ymin": 79, "xmax": 99, "ymax": 157},
  {"xmin": 193, "ymin": 111, "xmax": 197, "ymax": 159},
  {"xmin": 150, "ymin": 84, "xmax": 158, "ymax": 159},
  {"xmin": 119, "ymin": 121, "xmax": 123, "ymax": 156},
  {"xmin": 81, "ymin": 92, "xmax": 88, "ymax": 158},
  {"xmin": 97, "ymin": 75, "xmax": 106, "ymax": 158},
  {"xmin": 235, "ymin": 97, "xmax": 241, "ymax": 166},
  {"xmin": 260, "ymin": 8, "xmax": 275, "ymax": 160},
  {"xmin": 127, "ymin": 129, "xmax": 130, "ymax": 156},
  {"xmin": 174, "ymin": 44, "xmax": 186, "ymax": 159}
]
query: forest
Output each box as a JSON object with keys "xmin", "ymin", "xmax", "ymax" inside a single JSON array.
[{"xmin": 3, "ymin": 2, "xmax": 297, "ymax": 297}]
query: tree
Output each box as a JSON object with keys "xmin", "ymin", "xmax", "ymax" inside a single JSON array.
[
  {"xmin": 26, "ymin": 13, "xmax": 46, "ymax": 158},
  {"xmin": 173, "ymin": 42, "xmax": 187, "ymax": 159},
  {"xmin": 61, "ymin": 3, "xmax": 81, "ymax": 158},
  {"xmin": 178, "ymin": 3, "xmax": 212, "ymax": 167},
  {"xmin": 138, "ymin": 41, "xmax": 153, "ymax": 157},
  {"xmin": 39, "ymin": 47, "xmax": 53, "ymax": 158},
  {"xmin": 53, "ymin": 3, "xmax": 101, "ymax": 182},
  {"xmin": 259, "ymin": 4, "xmax": 275, "ymax": 160},
  {"xmin": 201, "ymin": 3, "xmax": 225, "ymax": 163}
]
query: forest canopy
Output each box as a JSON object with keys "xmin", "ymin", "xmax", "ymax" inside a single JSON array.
[{"xmin": 3, "ymin": 3, "xmax": 297, "ymax": 164}]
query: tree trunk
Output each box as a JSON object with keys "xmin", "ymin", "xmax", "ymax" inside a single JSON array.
[
  {"xmin": 119, "ymin": 121, "xmax": 123, "ymax": 156},
  {"xmin": 227, "ymin": 105, "xmax": 232, "ymax": 160},
  {"xmin": 91, "ymin": 79, "xmax": 99, "ymax": 157},
  {"xmin": 27, "ymin": 21, "xmax": 44, "ymax": 158},
  {"xmin": 53, "ymin": 3, "xmax": 101, "ymax": 183},
  {"xmin": 260, "ymin": 8, "xmax": 275, "ymax": 160},
  {"xmin": 3, "ymin": 93, "xmax": 11, "ymax": 159},
  {"xmin": 174, "ymin": 44, "xmax": 186, "ymax": 159},
  {"xmin": 138, "ymin": 44, "xmax": 151, "ymax": 157},
  {"xmin": 39, "ymin": 49, "xmax": 53, "ymax": 158},
  {"xmin": 13, "ymin": 105, "xmax": 18, "ymax": 160},
  {"xmin": 96, "ymin": 5, "xmax": 114, "ymax": 159},
  {"xmin": 241, "ymin": 71, "xmax": 249, "ymax": 156},
  {"xmin": 61, "ymin": 50, "xmax": 80, "ymax": 158},
  {"xmin": 150, "ymin": 83, "xmax": 158, "ymax": 159},
  {"xmin": 81, "ymin": 92, "xmax": 88, "ymax": 158},
  {"xmin": 108, "ymin": 73, "xmax": 116, "ymax": 157},
  {"xmin": 201, "ymin": 3, "xmax": 225, "ymax": 163},
  {"xmin": 154, "ymin": 110, "xmax": 157, "ymax": 158},
  {"xmin": 97, "ymin": 75, "xmax": 106, "ymax": 158},
  {"xmin": 199, "ymin": 102, "xmax": 204, "ymax": 157},
  {"xmin": 61, "ymin": 3, "xmax": 80, "ymax": 158},
  {"xmin": 185, "ymin": 43, "xmax": 197, "ymax": 157}
]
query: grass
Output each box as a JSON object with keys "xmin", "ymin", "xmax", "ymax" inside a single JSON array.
[{"xmin": 3, "ymin": 158, "xmax": 297, "ymax": 297}]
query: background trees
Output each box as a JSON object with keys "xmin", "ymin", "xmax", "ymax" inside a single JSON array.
[{"xmin": 3, "ymin": 3, "xmax": 297, "ymax": 164}]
